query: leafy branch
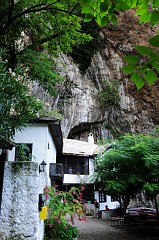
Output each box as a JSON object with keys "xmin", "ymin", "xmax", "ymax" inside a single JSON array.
[
  {"xmin": 121, "ymin": 39, "xmax": 159, "ymax": 89},
  {"xmin": 81, "ymin": 0, "xmax": 159, "ymax": 89}
]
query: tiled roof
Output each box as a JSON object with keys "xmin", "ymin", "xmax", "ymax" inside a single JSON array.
[{"xmin": 63, "ymin": 138, "xmax": 106, "ymax": 157}]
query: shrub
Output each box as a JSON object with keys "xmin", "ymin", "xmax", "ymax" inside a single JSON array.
[
  {"xmin": 98, "ymin": 80, "xmax": 120, "ymax": 109},
  {"xmin": 44, "ymin": 186, "xmax": 87, "ymax": 240}
]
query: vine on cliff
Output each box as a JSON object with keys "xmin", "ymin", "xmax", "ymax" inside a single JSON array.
[{"xmin": 97, "ymin": 79, "xmax": 120, "ymax": 109}]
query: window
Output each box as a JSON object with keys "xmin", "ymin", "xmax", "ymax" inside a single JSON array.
[
  {"xmin": 111, "ymin": 195, "xmax": 119, "ymax": 202},
  {"xmin": 65, "ymin": 156, "xmax": 89, "ymax": 175},
  {"xmin": 99, "ymin": 191, "xmax": 107, "ymax": 203},
  {"xmin": 15, "ymin": 143, "xmax": 33, "ymax": 161},
  {"xmin": 78, "ymin": 158, "xmax": 89, "ymax": 175},
  {"xmin": 66, "ymin": 157, "xmax": 77, "ymax": 174}
]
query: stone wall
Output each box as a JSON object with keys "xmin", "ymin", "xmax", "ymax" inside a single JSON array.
[{"xmin": 0, "ymin": 161, "xmax": 42, "ymax": 240}]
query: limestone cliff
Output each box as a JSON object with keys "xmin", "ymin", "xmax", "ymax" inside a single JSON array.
[{"xmin": 33, "ymin": 10, "xmax": 159, "ymax": 141}]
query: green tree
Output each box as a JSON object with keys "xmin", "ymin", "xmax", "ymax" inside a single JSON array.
[
  {"xmin": 0, "ymin": 0, "xmax": 91, "ymax": 141},
  {"xmin": 0, "ymin": 0, "xmax": 90, "ymax": 79},
  {"xmin": 95, "ymin": 133, "xmax": 159, "ymax": 212},
  {"xmin": 81, "ymin": 0, "xmax": 159, "ymax": 89},
  {"xmin": 0, "ymin": 55, "xmax": 43, "ymax": 140}
]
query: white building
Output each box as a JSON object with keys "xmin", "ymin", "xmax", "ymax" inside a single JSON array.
[
  {"xmin": 0, "ymin": 117, "xmax": 63, "ymax": 240},
  {"xmin": 0, "ymin": 122, "xmax": 119, "ymax": 239},
  {"xmin": 53, "ymin": 138, "xmax": 119, "ymax": 211}
]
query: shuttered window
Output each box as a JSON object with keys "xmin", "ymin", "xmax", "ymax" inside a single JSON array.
[{"xmin": 99, "ymin": 191, "xmax": 107, "ymax": 203}]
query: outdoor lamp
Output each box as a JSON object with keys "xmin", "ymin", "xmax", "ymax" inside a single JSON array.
[{"xmin": 39, "ymin": 160, "xmax": 47, "ymax": 173}]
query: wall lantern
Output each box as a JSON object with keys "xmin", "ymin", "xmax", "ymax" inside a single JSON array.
[{"xmin": 39, "ymin": 160, "xmax": 47, "ymax": 173}]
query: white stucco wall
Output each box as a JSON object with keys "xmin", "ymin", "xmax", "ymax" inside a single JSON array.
[
  {"xmin": 94, "ymin": 191, "xmax": 119, "ymax": 210},
  {"xmin": 8, "ymin": 125, "xmax": 56, "ymax": 163},
  {"xmin": 8, "ymin": 124, "xmax": 57, "ymax": 185},
  {"xmin": 63, "ymin": 174, "xmax": 94, "ymax": 184},
  {"xmin": 89, "ymin": 158, "xmax": 94, "ymax": 175},
  {"xmin": 0, "ymin": 123, "xmax": 58, "ymax": 240}
]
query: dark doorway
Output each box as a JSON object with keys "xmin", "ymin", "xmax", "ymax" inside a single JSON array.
[{"xmin": 0, "ymin": 150, "xmax": 6, "ymax": 213}]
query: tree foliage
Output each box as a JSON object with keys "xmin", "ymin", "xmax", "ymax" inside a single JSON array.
[
  {"xmin": 1, "ymin": 0, "xmax": 91, "ymax": 91},
  {"xmin": 0, "ymin": 54, "xmax": 43, "ymax": 140},
  {"xmin": 81, "ymin": 0, "xmax": 159, "ymax": 89},
  {"xmin": 95, "ymin": 133, "xmax": 159, "ymax": 209},
  {"xmin": 0, "ymin": 0, "xmax": 91, "ymax": 141}
]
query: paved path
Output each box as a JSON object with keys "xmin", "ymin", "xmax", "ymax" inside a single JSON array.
[{"xmin": 74, "ymin": 217, "xmax": 158, "ymax": 240}]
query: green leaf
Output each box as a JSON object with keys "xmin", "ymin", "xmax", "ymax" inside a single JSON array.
[
  {"xmin": 121, "ymin": 65, "xmax": 135, "ymax": 74},
  {"xmin": 124, "ymin": 55, "xmax": 139, "ymax": 65},
  {"xmin": 135, "ymin": 1, "xmax": 148, "ymax": 16},
  {"xmin": 82, "ymin": 6, "xmax": 93, "ymax": 14},
  {"xmin": 139, "ymin": 12, "xmax": 150, "ymax": 23},
  {"xmin": 130, "ymin": 0, "xmax": 138, "ymax": 8},
  {"xmin": 101, "ymin": 16, "xmax": 108, "ymax": 27},
  {"xmin": 134, "ymin": 76, "xmax": 144, "ymax": 90},
  {"xmin": 131, "ymin": 71, "xmax": 145, "ymax": 89},
  {"xmin": 128, "ymin": 175, "xmax": 137, "ymax": 183},
  {"xmin": 144, "ymin": 183, "xmax": 159, "ymax": 193},
  {"xmin": 81, "ymin": 0, "xmax": 92, "ymax": 4},
  {"xmin": 135, "ymin": 46, "xmax": 154, "ymax": 56},
  {"xmin": 144, "ymin": 70, "xmax": 157, "ymax": 84},
  {"xmin": 144, "ymin": 155, "xmax": 159, "ymax": 168},
  {"xmin": 153, "ymin": 0, "xmax": 159, "ymax": 8},
  {"xmin": 100, "ymin": 2, "xmax": 108, "ymax": 12},
  {"xmin": 84, "ymin": 13, "xmax": 93, "ymax": 22},
  {"xmin": 100, "ymin": 11, "xmax": 107, "ymax": 18},
  {"xmin": 111, "ymin": 15, "xmax": 118, "ymax": 25},
  {"xmin": 128, "ymin": 175, "xmax": 143, "ymax": 183},
  {"xmin": 150, "ymin": 10, "xmax": 159, "ymax": 26},
  {"xmin": 150, "ymin": 52, "xmax": 159, "ymax": 61},
  {"xmin": 149, "ymin": 35, "xmax": 159, "ymax": 47},
  {"xmin": 106, "ymin": 180, "xmax": 125, "ymax": 192},
  {"xmin": 96, "ymin": 15, "xmax": 101, "ymax": 26},
  {"xmin": 115, "ymin": 1, "xmax": 130, "ymax": 11},
  {"xmin": 126, "ymin": 0, "xmax": 133, "ymax": 7},
  {"xmin": 131, "ymin": 72, "xmax": 140, "ymax": 81},
  {"xmin": 108, "ymin": 9, "xmax": 113, "ymax": 20}
]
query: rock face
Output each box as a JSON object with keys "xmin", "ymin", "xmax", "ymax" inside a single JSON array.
[
  {"xmin": 33, "ymin": 10, "xmax": 159, "ymax": 141},
  {"xmin": 55, "ymin": 54, "xmax": 104, "ymax": 140}
]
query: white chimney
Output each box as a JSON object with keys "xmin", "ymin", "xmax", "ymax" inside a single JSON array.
[{"xmin": 88, "ymin": 132, "xmax": 94, "ymax": 144}]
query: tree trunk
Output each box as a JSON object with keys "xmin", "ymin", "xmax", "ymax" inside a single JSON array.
[
  {"xmin": 154, "ymin": 195, "xmax": 158, "ymax": 215},
  {"xmin": 123, "ymin": 196, "xmax": 130, "ymax": 213}
]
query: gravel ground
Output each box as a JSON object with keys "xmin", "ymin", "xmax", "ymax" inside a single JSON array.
[{"xmin": 74, "ymin": 217, "xmax": 158, "ymax": 240}]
